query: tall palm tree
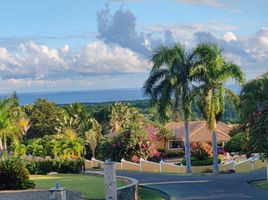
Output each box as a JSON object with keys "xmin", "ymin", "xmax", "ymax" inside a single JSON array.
[
  {"xmin": 143, "ymin": 44, "xmax": 196, "ymax": 174},
  {"xmin": 192, "ymin": 43, "xmax": 244, "ymax": 175}
]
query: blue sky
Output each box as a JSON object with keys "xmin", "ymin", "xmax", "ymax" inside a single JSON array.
[{"xmin": 0, "ymin": 0, "xmax": 267, "ymax": 93}]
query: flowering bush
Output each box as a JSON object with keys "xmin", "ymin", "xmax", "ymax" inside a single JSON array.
[
  {"xmin": 97, "ymin": 125, "xmax": 160, "ymax": 162},
  {"xmin": 191, "ymin": 142, "xmax": 213, "ymax": 160}
]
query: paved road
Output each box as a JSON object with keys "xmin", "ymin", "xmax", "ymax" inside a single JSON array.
[{"xmin": 118, "ymin": 169, "xmax": 268, "ymax": 200}]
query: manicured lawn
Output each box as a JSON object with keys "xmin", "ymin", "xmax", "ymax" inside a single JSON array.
[
  {"xmin": 31, "ymin": 174, "xmax": 125, "ymax": 199},
  {"xmin": 255, "ymin": 180, "xmax": 268, "ymax": 191},
  {"xmin": 31, "ymin": 174, "xmax": 167, "ymax": 200},
  {"xmin": 139, "ymin": 187, "xmax": 167, "ymax": 200}
]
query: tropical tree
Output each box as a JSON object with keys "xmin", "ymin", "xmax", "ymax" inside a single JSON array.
[
  {"xmin": 192, "ymin": 43, "xmax": 244, "ymax": 174},
  {"xmin": 239, "ymin": 73, "xmax": 268, "ymax": 179},
  {"xmin": 62, "ymin": 128, "xmax": 84, "ymax": 158},
  {"xmin": 143, "ymin": 44, "xmax": 196, "ymax": 173},
  {"xmin": 109, "ymin": 102, "xmax": 144, "ymax": 134}
]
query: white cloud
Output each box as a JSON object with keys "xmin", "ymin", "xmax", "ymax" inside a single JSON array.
[
  {"xmin": 175, "ymin": 0, "xmax": 223, "ymax": 8},
  {"xmin": 0, "ymin": 41, "xmax": 149, "ymax": 81},
  {"xmin": 223, "ymin": 32, "xmax": 237, "ymax": 42}
]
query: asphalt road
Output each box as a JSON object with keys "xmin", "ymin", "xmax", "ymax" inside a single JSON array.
[{"xmin": 118, "ymin": 169, "xmax": 268, "ymax": 200}]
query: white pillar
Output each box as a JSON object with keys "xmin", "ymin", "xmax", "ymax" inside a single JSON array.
[
  {"xmin": 250, "ymin": 157, "xmax": 254, "ymax": 172},
  {"xmin": 49, "ymin": 182, "xmax": 66, "ymax": 200},
  {"xmin": 160, "ymin": 160, "xmax": 164, "ymax": 173},
  {"xmin": 104, "ymin": 160, "xmax": 117, "ymax": 200}
]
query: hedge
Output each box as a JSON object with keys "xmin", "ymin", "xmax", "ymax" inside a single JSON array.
[
  {"xmin": 181, "ymin": 157, "xmax": 221, "ymax": 166},
  {"xmin": 25, "ymin": 158, "xmax": 85, "ymax": 175}
]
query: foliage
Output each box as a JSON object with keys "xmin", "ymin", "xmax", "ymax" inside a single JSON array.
[
  {"xmin": 182, "ymin": 157, "xmax": 221, "ymax": 166},
  {"xmin": 191, "ymin": 142, "xmax": 213, "ymax": 160},
  {"xmin": 239, "ymin": 73, "xmax": 268, "ymax": 159},
  {"xmin": 224, "ymin": 132, "xmax": 249, "ymax": 153},
  {"xmin": 0, "ymin": 157, "xmax": 35, "ymax": 190},
  {"xmin": 27, "ymin": 99, "xmax": 65, "ymax": 138},
  {"xmin": 109, "ymin": 102, "xmax": 144, "ymax": 134},
  {"xmin": 25, "ymin": 158, "xmax": 85, "ymax": 175},
  {"xmin": 165, "ymin": 151, "xmax": 185, "ymax": 158},
  {"xmin": 97, "ymin": 125, "xmax": 159, "ymax": 162}
]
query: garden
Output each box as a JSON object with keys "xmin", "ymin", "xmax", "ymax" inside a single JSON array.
[{"xmin": 0, "ymin": 42, "xmax": 267, "ymax": 198}]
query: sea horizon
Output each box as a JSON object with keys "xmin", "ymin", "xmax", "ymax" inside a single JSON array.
[{"xmin": 0, "ymin": 88, "xmax": 147, "ymax": 105}]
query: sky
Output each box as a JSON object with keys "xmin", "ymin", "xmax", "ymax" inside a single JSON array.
[{"xmin": 0, "ymin": 0, "xmax": 267, "ymax": 93}]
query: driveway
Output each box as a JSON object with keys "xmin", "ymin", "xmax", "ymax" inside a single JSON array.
[{"xmin": 118, "ymin": 169, "xmax": 268, "ymax": 200}]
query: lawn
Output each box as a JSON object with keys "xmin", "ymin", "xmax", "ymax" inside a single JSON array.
[
  {"xmin": 255, "ymin": 180, "xmax": 268, "ymax": 191},
  {"xmin": 31, "ymin": 174, "xmax": 125, "ymax": 199},
  {"xmin": 139, "ymin": 187, "xmax": 167, "ymax": 200},
  {"xmin": 31, "ymin": 174, "xmax": 166, "ymax": 199}
]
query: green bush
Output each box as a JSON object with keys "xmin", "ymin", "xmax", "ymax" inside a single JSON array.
[
  {"xmin": 182, "ymin": 157, "xmax": 221, "ymax": 166},
  {"xmin": 25, "ymin": 158, "xmax": 85, "ymax": 175},
  {"xmin": 224, "ymin": 133, "xmax": 245, "ymax": 153},
  {"xmin": 0, "ymin": 157, "xmax": 35, "ymax": 190},
  {"xmin": 166, "ymin": 151, "xmax": 185, "ymax": 158}
]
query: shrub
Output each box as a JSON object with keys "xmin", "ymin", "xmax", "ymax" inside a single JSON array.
[
  {"xmin": 224, "ymin": 132, "xmax": 246, "ymax": 153},
  {"xmin": 166, "ymin": 151, "xmax": 185, "ymax": 158},
  {"xmin": 182, "ymin": 157, "xmax": 221, "ymax": 166},
  {"xmin": 191, "ymin": 142, "xmax": 213, "ymax": 160},
  {"xmin": 25, "ymin": 158, "xmax": 85, "ymax": 175},
  {"xmin": 0, "ymin": 157, "xmax": 35, "ymax": 190}
]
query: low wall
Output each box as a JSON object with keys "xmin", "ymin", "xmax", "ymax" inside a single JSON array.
[
  {"xmin": 85, "ymin": 171, "xmax": 139, "ymax": 200},
  {"xmin": 0, "ymin": 189, "xmax": 81, "ymax": 200},
  {"xmin": 140, "ymin": 159, "xmax": 160, "ymax": 172},
  {"xmin": 86, "ymin": 156, "xmax": 266, "ymax": 174},
  {"xmin": 161, "ymin": 162, "xmax": 186, "ymax": 173},
  {"xmin": 192, "ymin": 165, "xmax": 213, "ymax": 173},
  {"xmin": 121, "ymin": 159, "xmax": 140, "ymax": 171}
]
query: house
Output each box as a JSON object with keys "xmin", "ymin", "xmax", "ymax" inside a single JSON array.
[{"xmin": 157, "ymin": 121, "xmax": 232, "ymax": 154}]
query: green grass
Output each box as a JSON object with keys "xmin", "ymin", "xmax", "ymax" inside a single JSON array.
[
  {"xmin": 31, "ymin": 174, "xmax": 167, "ymax": 200},
  {"xmin": 31, "ymin": 174, "xmax": 125, "ymax": 199},
  {"xmin": 255, "ymin": 180, "xmax": 268, "ymax": 191},
  {"xmin": 139, "ymin": 187, "xmax": 166, "ymax": 200}
]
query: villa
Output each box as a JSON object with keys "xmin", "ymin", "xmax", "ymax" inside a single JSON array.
[{"xmin": 157, "ymin": 121, "xmax": 232, "ymax": 154}]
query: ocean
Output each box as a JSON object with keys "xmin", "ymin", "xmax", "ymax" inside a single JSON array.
[{"xmin": 0, "ymin": 88, "xmax": 146, "ymax": 105}]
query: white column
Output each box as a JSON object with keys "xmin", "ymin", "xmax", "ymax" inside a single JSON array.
[
  {"xmin": 160, "ymin": 160, "xmax": 164, "ymax": 173},
  {"xmin": 104, "ymin": 160, "xmax": 117, "ymax": 200},
  {"xmin": 49, "ymin": 182, "xmax": 66, "ymax": 200}
]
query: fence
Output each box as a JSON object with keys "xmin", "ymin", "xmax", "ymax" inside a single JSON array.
[{"xmin": 85, "ymin": 155, "xmax": 266, "ymax": 174}]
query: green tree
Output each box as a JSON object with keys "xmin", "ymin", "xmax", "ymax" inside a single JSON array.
[
  {"xmin": 143, "ymin": 44, "xmax": 196, "ymax": 173},
  {"xmin": 28, "ymin": 99, "xmax": 65, "ymax": 138},
  {"xmin": 109, "ymin": 102, "xmax": 144, "ymax": 134},
  {"xmin": 193, "ymin": 43, "xmax": 244, "ymax": 174},
  {"xmin": 239, "ymin": 73, "xmax": 268, "ymax": 160}
]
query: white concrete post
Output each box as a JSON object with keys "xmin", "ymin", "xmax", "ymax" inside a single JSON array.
[
  {"xmin": 49, "ymin": 182, "xmax": 66, "ymax": 200},
  {"xmin": 250, "ymin": 157, "xmax": 254, "ymax": 172},
  {"xmin": 160, "ymin": 160, "xmax": 164, "ymax": 173},
  {"xmin": 104, "ymin": 160, "xmax": 117, "ymax": 200},
  {"xmin": 232, "ymin": 160, "xmax": 236, "ymax": 171}
]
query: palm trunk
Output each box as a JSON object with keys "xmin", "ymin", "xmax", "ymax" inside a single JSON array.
[
  {"xmin": 212, "ymin": 128, "xmax": 219, "ymax": 175},
  {"xmin": 184, "ymin": 120, "xmax": 191, "ymax": 174},
  {"xmin": 3, "ymin": 133, "xmax": 7, "ymax": 152},
  {"xmin": 163, "ymin": 138, "xmax": 167, "ymax": 155},
  {"xmin": 0, "ymin": 137, "xmax": 3, "ymax": 151}
]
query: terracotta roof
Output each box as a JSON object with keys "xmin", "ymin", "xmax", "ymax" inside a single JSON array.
[{"xmin": 164, "ymin": 121, "xmax": 231, "ymax": 142}]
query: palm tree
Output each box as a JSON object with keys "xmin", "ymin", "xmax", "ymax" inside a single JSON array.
[
  {"xmin": 192, "ymin": 43, "xmax": 244, "ymax": 175},
  {"xmin": 143, "ymin": 44, "xmax": 196, "ymax": 174}
]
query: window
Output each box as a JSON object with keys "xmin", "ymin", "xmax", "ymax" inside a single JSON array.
[{"xmin": 168, "ymin": 140, "xmax": 184, "ymax": 149}]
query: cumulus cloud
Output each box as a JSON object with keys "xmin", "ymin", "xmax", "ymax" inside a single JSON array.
[
  {"xmin": 0, "ymin": 41, "xmax": 149, "ymax": 81},
  {"xmin": 96, "ymin": 6, "xmax": 176, "ymax": 56},
  {"xmin": 223, "ymin": 32, "xmax": 237, "ymax": 42}
]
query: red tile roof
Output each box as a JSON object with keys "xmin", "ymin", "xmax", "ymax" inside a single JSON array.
[{"xmin": 164, "ymin": 121, "xmax": 231, "ymax": 142}]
